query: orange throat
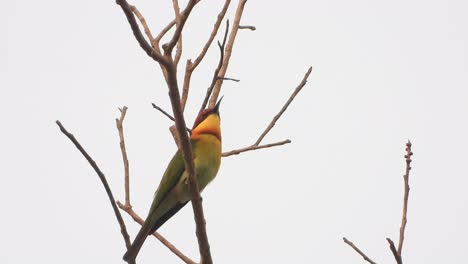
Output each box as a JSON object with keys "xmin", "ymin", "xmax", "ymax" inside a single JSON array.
[{"xmin": 190, "ymin": 113, "xmax": 221, "ymax": 141}]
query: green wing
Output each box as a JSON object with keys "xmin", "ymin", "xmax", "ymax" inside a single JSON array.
[{"xmin": 149, "ymin": 148, "xmax": 186, "ymax": 213}]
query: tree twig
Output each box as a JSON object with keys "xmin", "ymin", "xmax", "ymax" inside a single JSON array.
[
  {"xmin": 155, "ymin": 19, "xmax": 176, "ymax": 49},
  {"xmin": 222, "ymin": 139, "xmax": 291, "ymax": 157},
  {"xmin": 180, "ymin": 0, "xmax": 231, "ymax": 111},
  {"xmin": 398, "ymin": 141, "xmax": 412, "ymax": 256},
  {"xmin": 129, "ymin": 5, "xmax": 155, "ymax": 48},
  {"xmin": 56, "ymin": 120, "xmax": 133, "ymax": 263},
  {"xmin": 343, "ymin": 237, "xmax": 377, "ymax": 264},
  {"xmin": 115, "ymin": 0, "xmax": 168, "ymax": 67},
  {"xmin": 151, "ymin": 103, "xmax": 192, "ymax": 133},
  {"xmin": 199, "ymin": 20, "xmax": 230, "ymax": 114},
  {"xmin": 163, "ymin": 0, "xmax": 198, "ymax": 55},
  {"xmin": 218, "ymin": 76, "xmax": 240, "ymax": 82},
  {"xmin": 386, "ymin": 238, "xmax": 402, "ymax": 264},
  {"xmin": 208, "ymin": 0, "xmax": 248, "ymax": 108},
  {"xmin": 116, "ymin": 107, "xmax": 131, "ymax": 207},
  {"xmin": 172, "ymin": 0, "xmax": 183, "ymax": 65},
  {"xmin": 255, "ymin": 66, "xmax": 312, "ymax": 145},
  {"xmin": 239, "ymin": 25, "xmax": 256, "ymax": 31}
]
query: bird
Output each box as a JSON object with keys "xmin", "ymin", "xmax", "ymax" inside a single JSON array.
[{"xmin": 123, "ymin": 98, "xmax": 223, "ymax": 262}]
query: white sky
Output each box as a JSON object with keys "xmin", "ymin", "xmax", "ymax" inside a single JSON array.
[{"xmin": 2, "ymin": 0, "xmax": 468, "ymax": 263}]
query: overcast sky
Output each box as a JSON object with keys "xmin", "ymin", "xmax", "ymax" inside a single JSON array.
[{"xmin": 2, "ymin": 0, "xmax": 468, "ymax": 263}]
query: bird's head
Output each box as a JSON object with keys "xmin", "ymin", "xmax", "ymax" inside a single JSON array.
[{"xmin": 191, "ymin": 97, "xmax": 222, "ymax": 140}]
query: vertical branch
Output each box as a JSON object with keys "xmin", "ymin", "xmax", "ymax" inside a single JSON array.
[
  {"xmin": 163, "ymin": 0, "xmax": 198, "ymax": 55},
  {"xmin": 165, "ymin": 63, "xmax": 214, "ymax": 264},
  {"xmin": 180, "ymin": 0, "xmax": 232, "ymax": 112},
  {"xmin": 172, "ymin": 0, "xmax": 183, "ymax": 65},
  {"xmin": 116, "ymin": 107, "xmax": 131, "ymax": 207},
  {"xmin": 199, "ymin": 20, "xmax": 230, "ymax": 114},
  {"xmin": 398, "ymin": 141, "xmax": 413, "ymax": 255},
  {"xmin": 208, "ymin": 0, "xmax": 248, "ymax": 108}
]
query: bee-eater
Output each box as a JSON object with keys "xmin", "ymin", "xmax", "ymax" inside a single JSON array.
[{"xmin": 123, "ymin": 99, "xmax": 223, "ymax": 262}]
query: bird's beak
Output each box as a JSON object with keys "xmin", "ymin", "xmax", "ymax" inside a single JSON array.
[{"xmin": 213, "ymin": 96, "xmax": 223, "ymax": 114}]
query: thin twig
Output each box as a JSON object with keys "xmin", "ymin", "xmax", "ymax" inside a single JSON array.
[
  {"xmin": 255, "ymin": 67, "xmax": 312, "ymax": 146},
  {"xmin": 239, "ymin": 25, "xmax": 256, "ymax": 31},
  {"xmin": 398, "ymin": 141, "xmax": 412, "ymax": 256},
  {"xmin": 116, "ymin": 107, "xmax": 131, "ymax": 207},
  {"xmin": 387, "ymin": 238, "xmax": 403, "ymax": 264},
  {"xmin": 218, "ymin": 76, "xmax": 240, "ymax": 82},
  {"xmin": 163, "ymin": 0, "xmax": 199, "ymax": 55},
  {"xmin": 199, "ymin": 20, "xmax": 230, "ymax": 114},
  {"xmin": 192, "ymin": 0, "xmax": 231, "ymax": 69},
  {"xmin": 115, "ymin": 0, "xmax": 168, "ymax": 67},
  {"xmin": 343, "ymin": 237, "xmax": 377, "ymax": 264},
  {"xmin": 172, "ymin": 0, "xmax": 183, "ymax": 65},
  {"xmin": 152, "ymin": 102, "xmax": 176, "ymax": 122},
  {"xmin": 221, "ymin": 67, "xmax": 312, "ymax": 157},
  {"xmin": 117, "ymin": 202, "xmax": 197, "ymax": 264},
  {"xmin": 129, "ymin": 5, "xmax": 155, "ymax": 47},
  {"xmin": 222, "ymin": 139, "xmax": 291, "ymax": 157},
  {"xmin": 56, "ymin": 121, "xmax": 133, "ymax": 262},
  {"xmin": 155, "ymin": 19, "xmax": 176, "ymax": 48},
  {"xmin": 180, "ymin": 0, "xmax": 232, "ymax": 112},
  {"xmin": 151, "ymin": 103, "xmax": 192, "ymax": 133},
  {"xmin": 208, "ymin": 0, "xmax": 248, "ymax": 108}
]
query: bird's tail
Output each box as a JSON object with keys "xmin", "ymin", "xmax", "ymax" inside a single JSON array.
[{"xmin": 123, "ymin": 219, "xmax": 154, "ymax": 262}]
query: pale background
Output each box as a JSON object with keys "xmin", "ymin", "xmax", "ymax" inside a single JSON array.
[{"xmin": 2, "ymin": 0, "xmax": 468, "ymax": 263}]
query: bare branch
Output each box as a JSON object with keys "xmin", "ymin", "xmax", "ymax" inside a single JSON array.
[
  {"xmin": 152, "ymin": 103, "xmax": 192, "ymax": 133},
  {"xmin": 115, "ymin": 108, "xmax": 195, "ymax": 263},
  {"xmin": 218, "ymin": 76, "xmax": 240, "ymax": 82},
  {"xmin": 181, "ymin": 0, "xmax": 231, "ymax": 112},
  {"xmin": 239, "ymin": 25, "xmax": 256, "ymax": 31},
  {"xmin": 255, "ymin": 66, "xmax": 312, "ymax": 146},
  {"xmin": 116, "ymin": 107, "xmax": 131, "ymax": 207},
  {"xmin": 343, "ymin": 237, "xmax": 377, "ymax": 264},
  {"xmin": 117, "ymin": 202, "xmax": 197, "ymax": 264},
  {"xmin": 192, "ymin": 0, "xmax": 232, "ymax": 69},
  {"xmin": 155, "ymin": 19, "xmax": 176, "ymax": 48},
  {"xmin": 222, "ymin": 139, "xmax": 291, "ymax": 157},
  {"xmin": 115, "ymin": 0, "xmax": 168, "ymax": 67},
  {"xmin": 163, "ymin": 0, "xmax": 199, "ymax": 55},
  {"xmin": 208, "ymin": 0, "xmax": 248, "ymax": 108},
  {"xmin": 152, "ymin": 102, "xmax": 176, "ymax": 122},
  {"xmin": 199, "ymin": 21, "xmax": 230, "ymax": 114},
  {"xmin": 172, "ymin": 0, "xmax": 183, "ymax": 65},
  {"xmin": 56, "ymin": 121, "xmax": 133, "ymax": 259},
  {"xmin": 386, "ymin": 238, "xmax": 403, "ymax": 264},
  {"xmin": 129, "ymin": 5, "xmax": 155, "ymax": 47},
  {"xmin": 398, "ymin": 141, "xmax": 413, "ymax": 256}
]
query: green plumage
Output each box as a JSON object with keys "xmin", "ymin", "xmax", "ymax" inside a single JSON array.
[{"xmin": 123, "ymin": 119, "xmax": 221, "ymax": 262}]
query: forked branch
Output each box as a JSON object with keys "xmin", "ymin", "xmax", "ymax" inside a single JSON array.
[
  {"xmin": 223, "ymin": 67, "xmax": 312, "ymax": 157},
  {"xmin": 343, "ymin": 141, "xmax": 414, "ymax": 264},
  {"xmin": 56, "ymin": 121, "xmax": 134, "ymax": 264},
  {"xmin": 115, "ymin": 107, "xmax": 196, "ymax": 264}
]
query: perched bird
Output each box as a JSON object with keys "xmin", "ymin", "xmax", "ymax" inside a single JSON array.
[{"xmin": 123, "ymin": 99, "xmax": 223, "ymax": 262}]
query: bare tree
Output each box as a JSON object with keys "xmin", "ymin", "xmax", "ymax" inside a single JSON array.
[{"xmin": 57, "ymin": 1, "xmax": 311, "ymax": 263}]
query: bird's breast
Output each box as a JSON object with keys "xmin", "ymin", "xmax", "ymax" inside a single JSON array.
[{"xmin": 192, "ymin": 135, "xmax": 222, "ymax": 190}]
